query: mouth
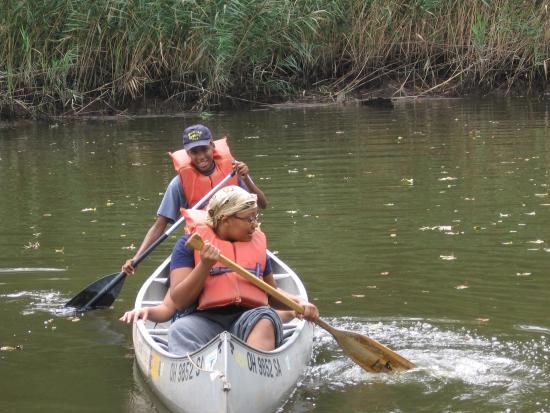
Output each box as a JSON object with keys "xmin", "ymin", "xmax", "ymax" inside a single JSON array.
[{"xmin": 197, "ymin": 160, "xmax": 210, "ymax": 170}]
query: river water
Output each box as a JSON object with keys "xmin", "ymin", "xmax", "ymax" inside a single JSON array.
[{"xmin": 1, "ymin": 98, "xmax": 549, "ymax": 412}]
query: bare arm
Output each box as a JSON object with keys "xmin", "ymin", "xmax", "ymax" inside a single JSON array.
[
  {"xmin": 264, "ymin": 274, "xmax": 319, "ymax": 321},
  {"xmin": 122, "ymin": 216, "xmax": 170, "ymax": 274},
  {"xmin": 234, "ymin": 161, "xmax": 268, "ymax": 209},
  {"xmin": 169, "ymin": 242, "xmax": 219, "ymax": 308},
  {"xmin": 119, "ymin": 292, "xmax": 177, "ymax": 323}
]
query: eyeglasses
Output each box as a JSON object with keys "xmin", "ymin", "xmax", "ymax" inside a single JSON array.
[{"xmin": 232, "ymin": 212, "xmax": 260, "ymax": 224}]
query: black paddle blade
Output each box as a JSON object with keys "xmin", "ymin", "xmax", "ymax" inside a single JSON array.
[{"xmin": 65, "ymin": 272, "xmax": 126, "ymax": 310}]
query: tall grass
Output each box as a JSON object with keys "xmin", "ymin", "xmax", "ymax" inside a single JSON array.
[{"xmin": 0, "ymin": 0, "xmax": 548, "ymax": 118}]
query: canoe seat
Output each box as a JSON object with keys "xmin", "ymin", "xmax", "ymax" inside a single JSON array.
[
  {"xmin": 273, "ymin": 273, "xmax": 291, "ymax": 281},
  {"xmin": 142, "ymin": 300, "xmax": 163, "ymax": 306},
  {"xmin": 153, "ymin": 277, "xmax": 169, "ymax": 286},
  {"xmin": 282, "ymin": 324, "xmax": 296, "ymax": 342},
  {"xmin": 152, "ymin": 334, "xmax": 169, "ymax": 351},
  {"xmin": 148, "ymin": 328, "xmax": 169, "ymax": 335}
]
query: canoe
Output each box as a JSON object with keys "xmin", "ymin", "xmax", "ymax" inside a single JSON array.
[{"xmin": 132, "ymin": 251, "xmax": 315, "ymax": 413}]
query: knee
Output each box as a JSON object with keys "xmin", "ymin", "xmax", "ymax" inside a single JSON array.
[{"xmin": 246, "ymin": 319, "xmax": 276, "ymax": 351}]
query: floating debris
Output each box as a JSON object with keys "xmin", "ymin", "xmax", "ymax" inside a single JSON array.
[
  {"xmin": 0, "ymin": 345, "xmax": 23, "ymax": 352},
  {"xmin": 81, "ymin": 207, "xmax": 96, "ymax": 212},
  {"xmin": 440, "ymin": 254, "xmax": 456, "ymax": 261},
  {"xmin": 23, "ymin": 241, "xmax": 40, "ymax": 250},
  {"xmin": 455, "ymin": 284, "xmax": 469, "ymax": 290}
]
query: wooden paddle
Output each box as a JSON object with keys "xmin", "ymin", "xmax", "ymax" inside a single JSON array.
[
  {"xmin": 65, "ymin": 171, "xmax": 236, "ymax": 312},
  {"xmin": 186, "ymin": 233, "xmax": 415, "ymax": 373}
]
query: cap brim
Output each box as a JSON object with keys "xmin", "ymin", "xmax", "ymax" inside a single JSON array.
[{"xmin": 184, "ymin": 140, "xmax": 212, "ymax": 151}]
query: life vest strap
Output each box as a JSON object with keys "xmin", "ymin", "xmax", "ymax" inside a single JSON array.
[{"xmin": 209, "ymin": 263, "xmax": 261, "ymax": 277}]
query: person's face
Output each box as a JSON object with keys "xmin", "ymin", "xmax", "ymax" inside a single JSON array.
[
  {"xmin": 187, "ymin": 143, "xmax": 215, "ymax": 172},
  {"xmin": 224, "ymin": 208, "xmax": 259, "ymax": 242}
]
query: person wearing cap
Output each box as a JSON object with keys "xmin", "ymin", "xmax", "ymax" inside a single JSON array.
[
  {"xmin": 166, "ymin": 186, "xmax": 319, "ymax": 355},
  {"xmin": 122, "ymin": 124, "xmax": 268, "ymax": 275}
]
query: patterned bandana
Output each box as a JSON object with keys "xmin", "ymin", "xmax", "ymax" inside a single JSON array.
[{"xmin": 206, "ymin": 186, "xmax": 257, "ymax": 227}]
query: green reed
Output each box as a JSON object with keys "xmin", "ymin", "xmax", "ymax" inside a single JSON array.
[{"xmin": 0, "ymin": 0, "xmax": 547, "ymax": 118}]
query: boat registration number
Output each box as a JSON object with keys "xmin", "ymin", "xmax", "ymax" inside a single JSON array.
[
  {"xmin": 168, "ymin": 356, "xmax": 203, "ymax": 383},
  {"xmin": 247, "ymin": 352, "xmax": 282, "ymax": 378}
]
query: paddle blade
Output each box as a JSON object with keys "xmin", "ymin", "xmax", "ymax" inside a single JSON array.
[
  {"xmin": 315, "ymin": 319, "xmax": 415, "ymax": 373},
  {"xmin": 65, "ymin": 272, "xmax": 126, "ymax": 310}
]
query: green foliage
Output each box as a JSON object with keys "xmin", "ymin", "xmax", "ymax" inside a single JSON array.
[
  {"xmin": 472, "ymin": 15, "xmax": 487, "ymax": 49},
  {"xmin": 0, "ymin": 0, "xmax": 548, "ymax": 118}
]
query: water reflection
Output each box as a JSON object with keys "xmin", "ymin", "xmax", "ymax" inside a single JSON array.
[{"xmin": 1, "ymin": 98, "xmax": 550, "ymax": 412}]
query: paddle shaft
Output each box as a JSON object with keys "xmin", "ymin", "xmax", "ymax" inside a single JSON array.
[{"xmin": 78, "ymin": 171, "xmax": 236, "ymax": 311}]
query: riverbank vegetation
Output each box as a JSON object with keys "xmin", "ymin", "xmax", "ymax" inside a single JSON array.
[{"xmin": 1, "ymin": 0, "xmax": 548, "ymax": 118}]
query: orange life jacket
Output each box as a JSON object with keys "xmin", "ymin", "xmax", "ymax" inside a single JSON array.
[
  {"xmin": 169, "ymin": 138, "xmax": 239, "ymax": 207},
  {"xmin": 181, "ymin": 209, "xmax": 269, "ymax": 310}
]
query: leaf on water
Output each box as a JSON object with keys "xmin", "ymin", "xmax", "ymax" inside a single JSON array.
[
  {"xmin": 440, "ymin": 254, "xmax": 456, "ymax": 261},
  {"xmin": 1, "ymin": 345, "xmax": 23, "ymax": 352},
  {"xmin": 23, "ymin": 241, "xmax": 40, "ymax": 250}
]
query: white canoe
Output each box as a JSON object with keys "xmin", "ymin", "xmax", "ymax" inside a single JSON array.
[{"xmin": 132, "ymin": 251, "xmax": 315, "ymax": 413}]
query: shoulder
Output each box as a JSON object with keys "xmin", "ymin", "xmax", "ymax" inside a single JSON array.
[
  {"xmin": 171, "ymin": 235, "xmax": 195, "ymax": 270},
  {"xmin": 173, "ymin": 234, "xmax": 191, "ymax": 254}
]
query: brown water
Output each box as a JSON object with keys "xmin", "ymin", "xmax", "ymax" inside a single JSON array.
[{"xmin": 1, "ymin": 98, "xmax": 549, "ymax": 412}]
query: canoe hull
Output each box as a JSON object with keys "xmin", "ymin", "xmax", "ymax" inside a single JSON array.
[{"xmin": 133, "ymin": 254, "xmax": 314, "ymax": 413}]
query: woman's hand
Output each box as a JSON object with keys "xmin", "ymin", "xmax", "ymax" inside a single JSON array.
[
  {"xmin": 200, "ymin": 241, "xmax": 220, "ymax": 268},
  {"xmin": 297, "ymin": 300, "xmax": 319, "ymax": 322},
  {"xmin": 119, "ymin": 307, "xmax": 149, "ymax": 323}
]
